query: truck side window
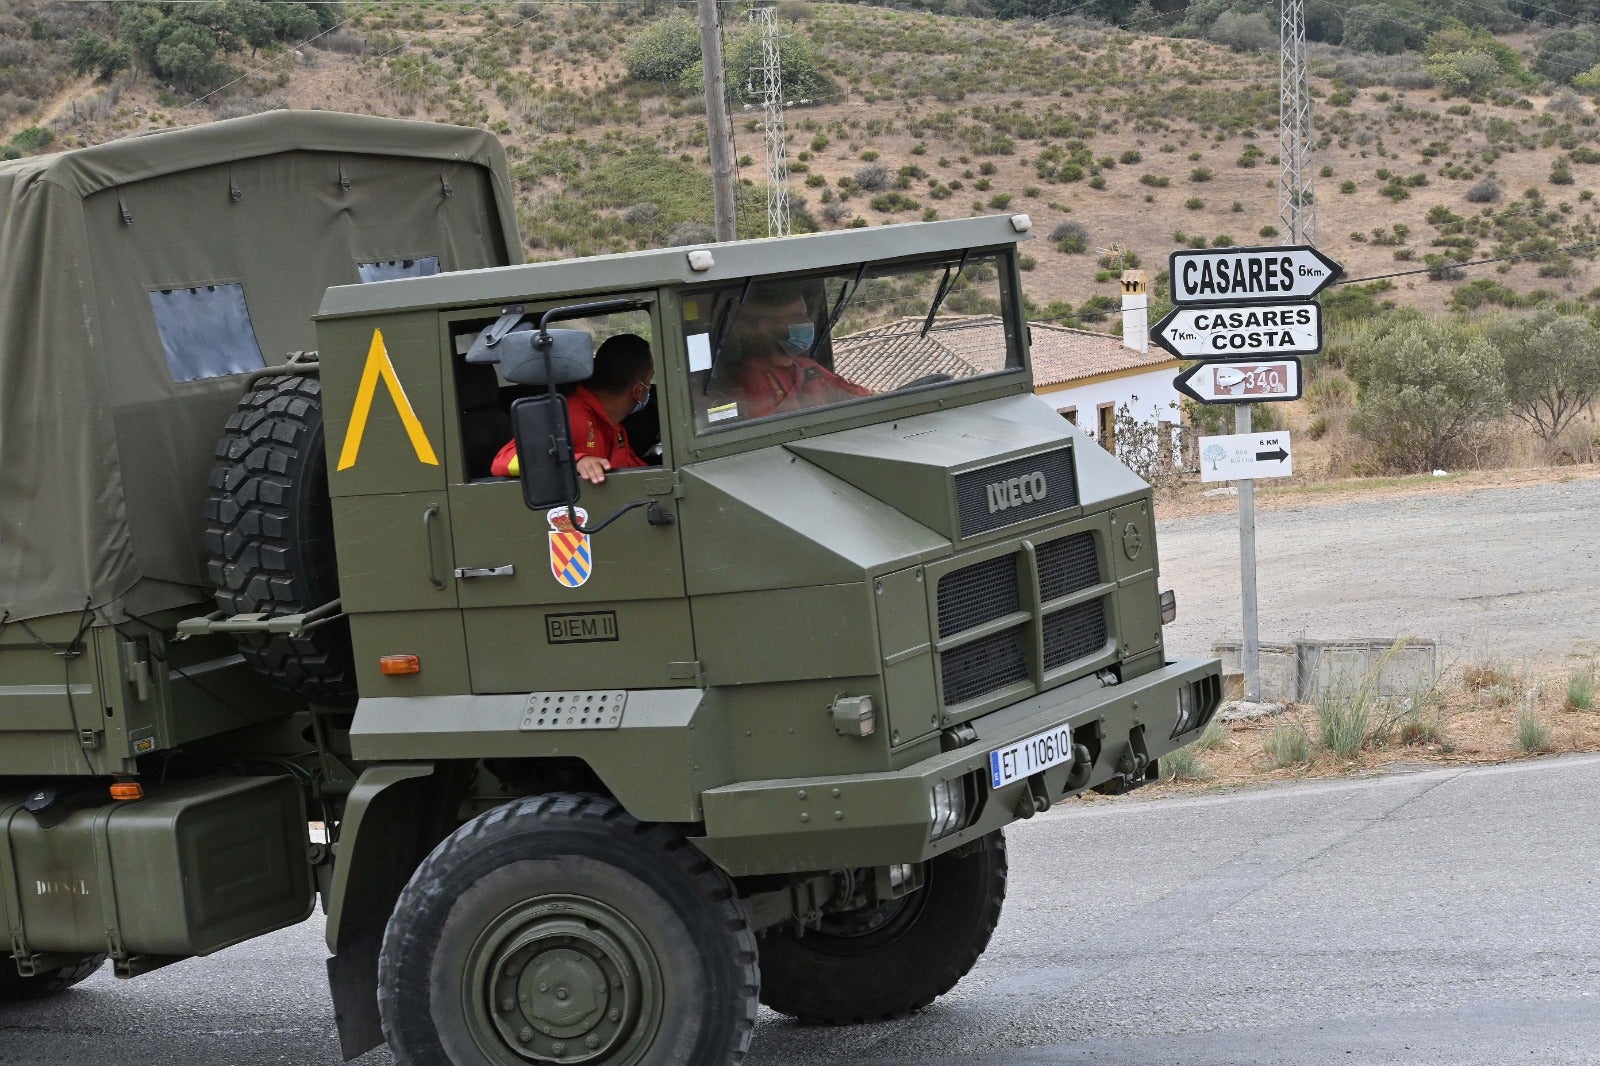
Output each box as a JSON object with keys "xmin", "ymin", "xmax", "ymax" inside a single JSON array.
[
  {"xmin": 358, "ymin": 257, "xmax": 441, "ymax": 283},
  {"xmin": 147, "ymin": 283, "xmax": 266, "ymax": 383}
]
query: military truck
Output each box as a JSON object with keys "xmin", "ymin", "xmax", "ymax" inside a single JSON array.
[{"xmin": 0, "ymin": 112, "xmax": 1221, "ymax": 1065}]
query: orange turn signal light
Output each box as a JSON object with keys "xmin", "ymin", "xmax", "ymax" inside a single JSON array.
[
  {"xmin": 109, "ymin": 782, "xmax": 144, "ymax": 802},
  {"xmin": 379, "ymin": 654, "xmax": 421, "ymax": 676}
]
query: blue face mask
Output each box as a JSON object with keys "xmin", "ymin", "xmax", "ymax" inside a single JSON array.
[
  {"xmin": 630, "ymin": 383, "xmax": 653, "ymax": 416},
  {"xmin": 783, "ymin": 322, "xmax": 816, "ymax": 355}
]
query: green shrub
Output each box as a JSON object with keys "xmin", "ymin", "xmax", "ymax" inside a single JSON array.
[
  {"xmin": 1566, "ymin": 666, "xmax": 1595, "ymax": 711},
  {"xmin": 1119, "ymin": 149, "xmax": 1143, "ymax": 164},
  {"xmin": 1516, "ymin": 705, "xmax": 1552, "ymax": 753},
  {"xmin": 1347, "ymin": 315, "xmax": 1507, "ymax": 471},
  {"xmin": 624, "ymin": 16, "xmax": 702, "ymax": 81},
  {"xmin": 1264, "ymin": 722, "xmax": 1311, "ymax": 768},
  {"xmin": 1162, "ymin": 746, "xmax": 1207, "ymax": 781},
  {"xmin": 1189, "ymin": 166, "xmax": 1214, "ymax": 183},
  {"xmin": 1139, "ymin": 173, "xmax": 1170, "ymax": 188},
  {"xmin": 8, "ymin": 126, "xmax": 52, "ymax": 153},
  {"xmin": 987, "ymin": 193, "xmax": 1012, "ymax": 209},
  {"xmin": 1259, "ymin": 224, "xmax": 1279, "ymax": 238},
  {"xmin": 870, "ymin": 191, "xmax": 920, "ymax": 213},
  {"xmin": 1185, "ymin": 197, "xmax": 1204, "ymax": 210},
  {"xmin": 1339, "ymin": 180, "xmax": 1357, "ymax": 194},
  {"xmin": 1051, "ymin": 219, "xmax": 1088, "ymax": 254}
]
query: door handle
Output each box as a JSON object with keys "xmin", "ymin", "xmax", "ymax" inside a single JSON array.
[
  {"xmin": 454, "ymin": 565, "xmax": 516, "ymax": 579},
  {"xmin": 422, "ymin": 504, "xmax": 445, "ymax": 590}
]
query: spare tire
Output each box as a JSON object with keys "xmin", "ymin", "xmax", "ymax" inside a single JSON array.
[{"xmin": 203, "ymin": 374, "xmax": 357, "ymax": 706}]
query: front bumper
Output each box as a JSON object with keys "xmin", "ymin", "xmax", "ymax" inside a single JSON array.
[{"xmin": 692, "ymin": 656, "xmax": 1222, "ymax": 876}]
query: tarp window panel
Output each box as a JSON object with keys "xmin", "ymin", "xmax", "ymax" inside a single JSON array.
[
  {"xmin": 148, "ymin": 284, "xmax": 267, "ymax": 383},
  {"xmin": 358, "ymin": 256, "xmax": 440, "ymax": 283}
]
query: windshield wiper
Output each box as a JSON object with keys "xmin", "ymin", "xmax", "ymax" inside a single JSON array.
[
  {"xmin": 919, "ymin": 250, "xmax": 971, "ymax": 338},
  {"xmin": 814, "ymin": 262, "xmax": 870, "ymax": 356},
  {"xmin": 703, "ymin": 277, "xmax": 754, "ymax": 395}
]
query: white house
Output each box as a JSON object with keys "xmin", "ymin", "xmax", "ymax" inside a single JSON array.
[{"xmin": 1028, "ymin": 322, "xmax": 1183, "ymax": 454}]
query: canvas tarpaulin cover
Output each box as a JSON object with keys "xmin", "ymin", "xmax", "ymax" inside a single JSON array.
[{"xmin": 0, "ymin": 110, "xmax": 520, "ymax": 623}]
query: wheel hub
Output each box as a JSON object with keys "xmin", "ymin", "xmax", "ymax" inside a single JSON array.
[{"xmin": 471, "ymin": 896, "xmax": 662, "ymax": 1064}]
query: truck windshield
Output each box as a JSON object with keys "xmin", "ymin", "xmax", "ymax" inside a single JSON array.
[{"xmin": 680, "ymin": 250, "xmax": 1023, "ymax": 432}]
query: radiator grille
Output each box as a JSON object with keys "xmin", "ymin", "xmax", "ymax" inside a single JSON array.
[
  {"xmin": 936, "ymin": 555, "xmax": 1020, "ymax": 638},
  {"xmin": 940, "ymin": 626, "xmax": 1028, "ymax": 706},
  {"xmin": 954, "ymin": 448, "xmax": 1078, "ymax": 538},
  {"xmin": 1043, "ymin": 599, "xmax": 1109, "ymax": 672},
  {"xmin": 1037, "ymin": 532, "xmax": 1100, "ymax": 602}
]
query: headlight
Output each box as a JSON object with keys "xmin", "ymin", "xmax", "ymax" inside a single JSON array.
[
  {"xmin": 1171, "ymin": 684, "xmax": 1198, "ymax": 738},
  {"xmin": 928, "ymin": 778, "xmax": 969, "ymax": 842}
]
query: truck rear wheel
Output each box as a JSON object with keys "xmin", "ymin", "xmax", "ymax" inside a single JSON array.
[
  {"xmin": 0, "ymin": 954, "xmax": 105, "ymax": 1002},
  {"xmin": 203, "ymin": 374, "xmax": 356, "ymax": 706},
  {"xmin": 377, "ymin": 794, "xmax": 760, "ymax": 1066},
  {"xmin": 758, "ymin": 831, "xmax": 1007, "ymax": 1025}
]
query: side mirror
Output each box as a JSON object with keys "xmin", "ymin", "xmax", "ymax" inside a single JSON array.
[{"xmin": 510, "ymin": 395, "xmax": 580, "ymax": 510}]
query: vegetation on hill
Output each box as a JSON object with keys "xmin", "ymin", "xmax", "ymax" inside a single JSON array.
[{"xmin": 3, "ymin": 0, "xmax": 1599, "ymax": 476}]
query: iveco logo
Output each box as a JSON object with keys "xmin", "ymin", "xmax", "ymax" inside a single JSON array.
[{"xmin": 986, "ymin": 471, "xmax": 1048, "ymax": 514}]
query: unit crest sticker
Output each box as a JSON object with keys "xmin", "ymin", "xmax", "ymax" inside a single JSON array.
[{"xmin": 548, "ymin": 507, "xmax": 592, "ymax": 588}]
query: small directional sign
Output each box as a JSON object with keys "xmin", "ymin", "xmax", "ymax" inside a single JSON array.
[
  {"xmin": 1174, "ymin": 357, "xmax": 1303, "ymax": 405},
  {"xmin": 1197, "ymin": 432, "xmax": 1294, "ymax": 483},
  {"xmin": 1170, "ymin": 245, "xmax": 1343, "ymax": 306},
  {"xmin": 1152, "ymin": 302, "xmax": 1321, "ymax": 360}
]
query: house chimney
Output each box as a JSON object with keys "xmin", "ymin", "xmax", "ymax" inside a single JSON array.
[{"xmin": 1121, "ymin": 269, "xmax": 1148, "ymax": 354}]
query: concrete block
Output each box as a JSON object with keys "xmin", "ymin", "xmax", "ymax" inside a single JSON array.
[
  {"xmin": 1295, "ymin": 638, "xmax": 1437, "ymax": 703},
  {"xmin": 1211, "ymin": 641, "xmax": 1298, "ymax": 704}
]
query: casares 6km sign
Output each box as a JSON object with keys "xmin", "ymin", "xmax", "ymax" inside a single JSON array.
[
  {"xmin": 1169, "ymin": 245, "xmax": 1343, "ymax": 305},
  {"xmin": 1151, "ymin": 302, "xmax": 1321, "ymax": 359}
]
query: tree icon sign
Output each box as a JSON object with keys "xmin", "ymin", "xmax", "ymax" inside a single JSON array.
[{"xmin": 1203, "ymin": 443, "xmax": 1227, "ymax": 472}]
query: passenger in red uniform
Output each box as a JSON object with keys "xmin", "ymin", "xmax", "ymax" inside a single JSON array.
[
  {"xmin": 491, "ymin": 333, "xmax": 654, "ymax": 484},
  {"xmin": 731, "ymin": 288, "xmax": 870, "ymax": 418}
]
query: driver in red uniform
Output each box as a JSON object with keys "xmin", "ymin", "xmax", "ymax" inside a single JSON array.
[
  {"xmin": 731, "ymin": 288, "xmax": 869, "ymax": 418},
  {"xmin": 491, "ymin": 333, "xmax": 654, "ymax": 484}
]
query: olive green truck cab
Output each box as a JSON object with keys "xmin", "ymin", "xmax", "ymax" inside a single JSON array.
[{"xmin": 0, "ymin": 112, "xmax": 1220, "ymax": 1065}]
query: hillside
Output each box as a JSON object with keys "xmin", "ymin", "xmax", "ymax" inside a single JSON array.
[{"xmin": 7, "ymin": 0, "xmax": 1600, "ymax": 329}]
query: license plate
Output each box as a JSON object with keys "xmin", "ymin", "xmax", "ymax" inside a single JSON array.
[{"xmin": 989, "ymin": 723, "xmax": 1076, "ymax": 789}]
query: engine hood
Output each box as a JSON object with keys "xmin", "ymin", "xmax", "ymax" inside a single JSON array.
[
  {"xmin": 678, "ymin": 394, "xmax": 1148, "ymax": 596},
  {"xmin": 785, "ymin": 394, "xmax": 1145, "ymax": 544}
]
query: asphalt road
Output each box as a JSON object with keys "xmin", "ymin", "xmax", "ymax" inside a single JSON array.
[
  {"xmin": 1158, "ymin": 477, "xmax": 1600, "ymax": 664},
  {"xmin": 6, "ymin": 752, "xmax": 1599, "ymax": 1066}
]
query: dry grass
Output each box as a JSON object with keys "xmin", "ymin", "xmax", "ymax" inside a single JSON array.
[{"xmin": 1148, "ymin": 657, "xmax": 1600, "ymax": 794}]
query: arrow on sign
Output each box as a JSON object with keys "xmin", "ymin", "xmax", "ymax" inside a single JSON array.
[
  {"xmin": 1255, "ymin": 447, "xmax": 1289, "ymax": 462},
  {"xmin": 1169, "ymin": 245, "xmax": 1344, "ymax": 306},
  {"xmin": 1152, "ymin": 303, "xmax": 1322, "ymax": 360},
  {"xmin": 1173, "ymin": 357, "xmax": 1303, "ymax": 405}
]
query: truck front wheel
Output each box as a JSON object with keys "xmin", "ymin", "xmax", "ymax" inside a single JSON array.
[
  {"xmin": 758, "ymin": 831, "xmax": 1007, "ymax": 1025},
  {"xmin": 377, "ymin": 794, "xmax": 760, "ymax": 1066},
  {"xmin": 0, "ymin": 954, "xmax": 105, "ymax": 1002}
]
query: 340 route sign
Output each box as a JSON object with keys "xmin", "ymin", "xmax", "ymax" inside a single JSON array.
[
  {"xmin": 1170, "ymin": 245, "xmax": 1343, "ymax": 306},
  {"xmin": 1151, "ymin": 302, "xmax": 1321, "ymax": 359},
  {"xmin": 1174, "ymin": 357, "xmax": 1302, "ymax": 405}
]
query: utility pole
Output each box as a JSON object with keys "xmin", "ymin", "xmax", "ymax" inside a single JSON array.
[
  {"xmin": 697, "ymin": 0, "xmax": 737, "ymax": 242},
  {"xmin": 1278, "ymin": 0, "xmax": 1316, "ymax": 246},
  {"xmin": 752, "ymin": 4, "xmax": 790, "ymax": 237}
]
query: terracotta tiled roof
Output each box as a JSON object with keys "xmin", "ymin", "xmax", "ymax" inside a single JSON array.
[
  {"xmin": 832, "ymin": 314, "xmax": 1176, "ymax": 392},
  {"xmin": 1028, "ymin": 321, "xmax": 1178, "ymax": 388},
  {"xmin": 832, "ymin": 315, "xmax": 1006, "ymax": 392}
]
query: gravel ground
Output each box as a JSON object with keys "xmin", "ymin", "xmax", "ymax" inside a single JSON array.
[{"xmin": 1156, "ymin": 476, "xmax": 1600, "ymax": 665}]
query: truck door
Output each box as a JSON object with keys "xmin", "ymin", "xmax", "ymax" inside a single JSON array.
[{"xmin": 440, "ymin": 303, "xmax": 696, "ymax": 693}]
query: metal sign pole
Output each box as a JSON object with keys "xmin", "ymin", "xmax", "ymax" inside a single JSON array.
[{"xmin": 1236, "ymin": 403, "xmax": 1261, "ymax": 701}]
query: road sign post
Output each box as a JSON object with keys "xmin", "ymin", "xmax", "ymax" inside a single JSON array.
[
  {"xmin": 1164, "ymin": 244, "xmax": 1342, "ymax": 706},
  {"xmin": 1237, "ymin": 406, "xmax": 1260, "ymax": 703}
]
